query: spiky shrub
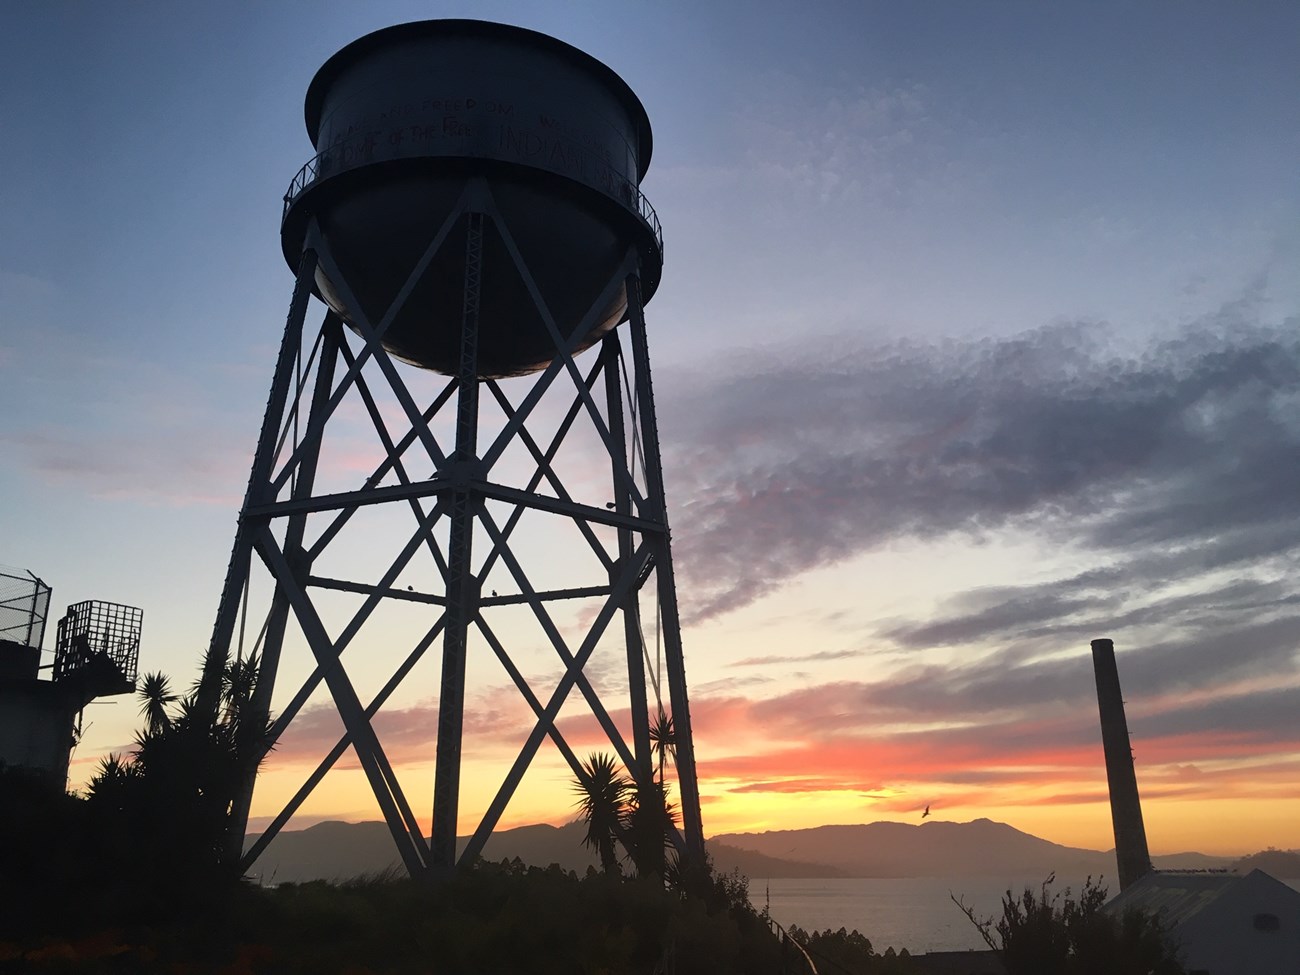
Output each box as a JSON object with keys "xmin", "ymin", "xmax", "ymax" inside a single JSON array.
[
  {"xmin": 623, "ymin": 777, "xmax": 677, "ymax": 880},
  {"xmin": 954, "ymin": 876, "xmax": 1184, "ymax": 975},
  {"xmin": 571, "ymin": 752, "xmax": 632, "ymax": 875},
  {"xmin": 82, "ymin": 649, "xmax": 273, "ymax": 899}
]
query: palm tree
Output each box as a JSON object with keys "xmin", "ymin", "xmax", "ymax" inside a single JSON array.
[
  {"xmin": 136, "ymin": 672, "xmax": 177, "ymax": 736},
  {"xmin": 216, "ymin": 653, "xmax": 270, "ymax": 776},
  {"xmin": 84, "ymin": 753, "xmax": 143, "ymax": 803},
  {"xmin": 622, "ymin": 778, "xmax": 678, "ymax": 880},
  {"xmin": 191, "ymin": 640, "xmax": 229, "ymax": 726},
  {"xmin": 85, "ymin": 647, "xmax": 274, "ymax": 879},
  {"xmin": 648, "ymin": 709, "xmax": 676, "ymax": 786},
  {"xmin": 571, "ymin": 752, "xmax": 631, "ymax": 875}
]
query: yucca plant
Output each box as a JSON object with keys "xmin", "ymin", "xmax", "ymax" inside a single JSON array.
[
  {"xmin": 136, "ymin": 672, "xmax": 177, "ymax": 736},
  {"xmin": 571, "ymin": 752, "xmax": 631, "ymax": 875},
  {"xmin": 84, "ymin": 646, "xmax": 274, "ymax": 881},
  {"xmin": 648, "ymin": 709, "xmax": 676, "ymax": 785},
  {"xmin": 622, "ymin": 777, "xmax": 678, "ymax": 880}
]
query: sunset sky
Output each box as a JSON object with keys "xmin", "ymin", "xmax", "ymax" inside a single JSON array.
[{"xmin": 3, "ymin": 2, "xmax": 1299, "ymax": 860}]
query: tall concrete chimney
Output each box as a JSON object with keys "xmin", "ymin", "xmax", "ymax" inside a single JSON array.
[{"xmin": 1090, "ymin": 638, "xmax": 1152, "ymax": 891}]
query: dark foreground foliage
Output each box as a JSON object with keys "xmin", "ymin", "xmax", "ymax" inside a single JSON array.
[
  {"xmin": 0, "ymin": 663, "xmax": 795, "ymax": 973},
  {"xmin": 0, "ymin": 852, "xmax": 791, "ymax": 974},
  {"xmin": 0, "ymin": 765, "xmax": 240, "ymax": 944},
  {"xmin": 0, "ymin": 773, "xmax": 783, "ymax": 974},
  {"xmin": 785, "ymin": 925, "xmax": 920, "ymax": 974},
  {"xmin": 5, "ymin": 765, "xmax": 935, "ymax": 975},
  {"xmin": 0, "ymin": 652, "xmax": 263, "ymax": 937},
  {"xmin": 953, "ymin": 876, "xmax": 1184, "ymax": 975}
]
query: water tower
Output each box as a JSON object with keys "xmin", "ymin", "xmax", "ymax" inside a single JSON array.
[{"xmin": 207, "ymin": 20, "xmax": 703, "ymax": 875}]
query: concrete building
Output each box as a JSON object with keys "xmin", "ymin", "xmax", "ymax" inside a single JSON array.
[
  {"xmin": 0, "ymin": 639, "xmax": 83, "ymax": 784},
  {"xmin": 0, "ymin": 569, "xmax": 140, "ymax": 787}
]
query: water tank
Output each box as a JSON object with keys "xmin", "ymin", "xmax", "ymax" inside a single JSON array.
[{"xmin": 281, "ymin": 20, "xmax": 663, "ymax": 378}]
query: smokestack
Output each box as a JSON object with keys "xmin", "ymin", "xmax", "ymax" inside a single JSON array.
[{"xmin": 1090, "ymin": 638, "xmax": 1152, "ymax": 891}]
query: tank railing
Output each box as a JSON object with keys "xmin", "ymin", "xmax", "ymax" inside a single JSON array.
[
  {"xmin": 282, "ymin": 154, "xmax": 324, "ymax": 217},
  {"xmin": 281, "ymin": 149, "xmax": 663, "ymax": 257},
  {"xmin": 629, "ymin": 183, "xmax": 663, "ymax": 257}
]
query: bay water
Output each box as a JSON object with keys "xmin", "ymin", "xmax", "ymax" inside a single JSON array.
[
  {"xmin": 758, "ymin": 875, "xmax": 1300, "ymax": 955},
  {"xmin": 757, "ymin": 876, "xmax": 1093, "ymax": 954}
]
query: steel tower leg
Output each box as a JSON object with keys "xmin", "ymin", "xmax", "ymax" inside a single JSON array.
[
  {"xmin": 625, "ymin": 272, "xmax": 705, "ymax": 862},
  {"xmin": 602, "ymin": 334, "xmax": 653, "ymax": 789},
  {"xmin": 223, "ymin": 313, "xmax": 343, "ymax": 864},
  {"xmin": 431, "ymin": 210, "xmax": 484, "ymax": 871},
  {"xmin": 201, "ymin": 249, "xmax": 318, "ymax": 727}
]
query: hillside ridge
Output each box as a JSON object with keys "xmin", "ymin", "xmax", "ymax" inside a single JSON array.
[{"xmin": 246, "ymin": 816, "xmax": 1271, "ymax": 884}]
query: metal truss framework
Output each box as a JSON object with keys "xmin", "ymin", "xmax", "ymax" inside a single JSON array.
[{"xmin": 206, "ymin": 178, "xmax": 703, "ymax": 876}]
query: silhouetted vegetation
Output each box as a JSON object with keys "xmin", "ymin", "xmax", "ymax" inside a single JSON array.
[
  {"xmin": 0, "ymin": 649, "xmax": 270, "ymax": 938},
  {"xmin": 1, "ymin": 676, "xmax": 795, "ymax": 971},
  {"xmin": 0, "ymin": 853, "xmax": 795, "ymax": 973},
  {"xmin": 572, "ymin": 751, "xmax": 634, "ymax": 875},
  {"xmin": 953, "ymin": 876, "xmax": 1184, "ymax": 975},
  {"xmin": 81, "ymin": 651, "xmax": 270, "ymax": 883},
  {"xmin": 570, "ymin": 744, "xmax": 679, "ymax": 883},
  {"xmin": 786, "ymin": 925, "xmax": 920, "ymax": 974}
]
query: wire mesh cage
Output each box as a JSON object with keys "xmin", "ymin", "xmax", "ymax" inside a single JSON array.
[
  {"xmin": 54, "ymin": 600, "xmax": 142, "ymax": 697},
  {"xmin": 0, "ymin": 564, "xmax": 52, "ymax": 649}
]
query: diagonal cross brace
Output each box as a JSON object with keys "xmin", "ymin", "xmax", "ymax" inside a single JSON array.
[
  {"xmin": 481, "ymin": 196, "xmax": 646, "ymax": 514},
  {"xmin": 240, "ymin": 613, "xmax": 447, "ymax": 874},
  {"xmin": 263, "ymin": 498, "xmax": 445, "ymax": 744},
  {"xmin": 478, "ymin": 249, "xmax": 640, "ymax": 474},
  {"xmin": 306, "ymin": 232, "xmax": 451, "ymax": 476},
  {"xmin": 338, "ymin": 336, "xmax": 451, "ymax": 574},
  {"xmin": 459, "ymin": 537, "xmax": 652, "ymax": 865},
  {"xmin": 253, "ymin": 526, "xmax": 429, "ymax": 874},
  {"xmin": 306, "ymin": 377, "xmax": 458, "ymax": 561},
  {"xmin": 484, "ymin": 375, "xmax": 616, "ymax": 573},
  {"xmin": 474, "ymin": 616, "xmax": 587, "ymax": 780},
  {"xmin": 269, "ymin": 195, "xmax": 472, "ymax": 498},
  {"xmin": 475, "ymin": 504, "xmax": 638, "ymax": 773}
]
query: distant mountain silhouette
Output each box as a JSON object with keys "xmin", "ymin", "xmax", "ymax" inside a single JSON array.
[
  {"xmin": 1230, "ymin": 848, "xmax": 1300, "ymax": 878},
  {"xmin": 713, "ymin": 818, "xmax": 1236, "ymax": 879},
  {"xmin": 247, "ymin": 820, "xmax": 403, "ymax": 884},
  {"xmin": 708, "ymin": 842, "xmax": 848, "ymax": 880},
  {"xmin": 246, "ymin": 819, "xmax": 847, "ymax": 885},
  {"xmin": 244, "ymin": 820, "xmax": 591, "ymax": 884},
  {"xmin": 245, "ymin": 817, "xmax": 1237, "ymax": 884}
]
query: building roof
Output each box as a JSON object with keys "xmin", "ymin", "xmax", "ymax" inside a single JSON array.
[
  {"xmin": 913, "ymin": 949, "xmax": 1005, "ymax": 975},
  {"xmin": 1103, "ymin": 869, "xmax": 1300, "ymax": 931}
]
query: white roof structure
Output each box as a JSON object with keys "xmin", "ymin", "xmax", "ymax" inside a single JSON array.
[{"xmin": 1104, "ymin": 869, "xmax": 1300, "ymax": 975}]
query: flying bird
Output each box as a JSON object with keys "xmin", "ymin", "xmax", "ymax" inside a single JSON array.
[{"xmin": 922, "ymin": 804, "xmax": 931, "ymax": 819}]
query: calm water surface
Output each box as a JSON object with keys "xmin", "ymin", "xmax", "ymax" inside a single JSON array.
[
  {"xmin": 759, "ymin": 875, "xmax": 1300, "ymax": 955},
  {"xmin": 758, "ymin": 876, "xmax": 1091, "ymax": 954}
]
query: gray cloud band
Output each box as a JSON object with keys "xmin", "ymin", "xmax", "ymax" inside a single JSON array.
[{"xmin": 660, "ymin": 312, "xmax": 1300, "ymax": 634}]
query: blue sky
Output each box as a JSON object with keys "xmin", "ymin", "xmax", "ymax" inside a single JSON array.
[{"xmin": 3, "ymin": 1, "xmax": 1299, "ymax": 855}]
